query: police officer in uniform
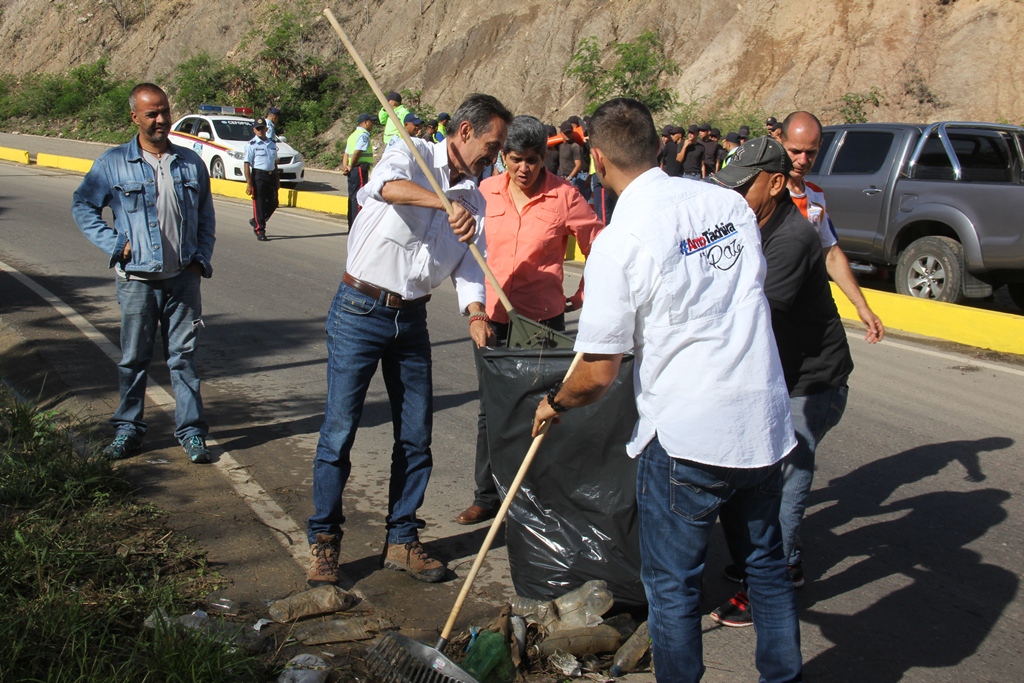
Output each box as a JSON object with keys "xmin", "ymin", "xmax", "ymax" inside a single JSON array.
[
  {"xmin": 342, "ymin": 113, "xmax": 374, "ymax": 228},
  {"xmin": 244, "ymin": 117, "xmax": 278, "ymax": 241}
]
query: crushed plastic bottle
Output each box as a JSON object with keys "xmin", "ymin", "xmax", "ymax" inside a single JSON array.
[
  {"xmin": 144, "ymin": 608, "xmax": 266, "ymax": 653},
  {"xmin": 205, "ymin": 595, "xmax": 241, "ymax": 616},
  {"xmin": 552, "ymin": 580, "xmax": 614, "ymax": 631},
  {"xmin": 609, "ymin": 620, "xmax": 650, "ymax": 677},
  {"xmin": 531, "ymin": 624, "xmax": 622, "ymax": 658},
  {"xmin": 277, "ymin": 654, "xmax": 331, "ymax": 682},
  {"xmin": 269, "ymin": 585, "xmax": 357, "ymax": 623},
  {"xmin": 292, "ymin": 616, "xmax": 393, "ymax": 645},
  {"xmin": 508, "ymin": 595, "xmax": 560, "ymax": 633}
]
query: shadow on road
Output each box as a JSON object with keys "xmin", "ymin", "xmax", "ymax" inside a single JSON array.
[
  {"xmin": 801, "ymin": 437, "xmax": 1017, "ymax": 681},
  {"xmin": 267, "ymin": 232, "xmax": 346, "ymax": 241}
]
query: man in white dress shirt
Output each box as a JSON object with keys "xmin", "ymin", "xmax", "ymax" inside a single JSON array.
[
  {"xmin": 306, "ymin": 94, "xmax": 512, "ymax": 586},
  {"xmin": 532, "ymin": 98, "xmax": 802, "ymax": 683}
]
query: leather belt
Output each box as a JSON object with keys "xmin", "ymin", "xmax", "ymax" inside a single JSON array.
[{"xmin": 342, "ymin": 272, "xmax": 431, "ymax": 309}]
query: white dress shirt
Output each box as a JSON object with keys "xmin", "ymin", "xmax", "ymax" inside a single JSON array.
[
  {"xmin": 575, "ymin": 168, "xmax": 796, "ymax": 469},
  {"xmin": 350, "ymin": 138, "xmax": 486, "ymax": 313}
]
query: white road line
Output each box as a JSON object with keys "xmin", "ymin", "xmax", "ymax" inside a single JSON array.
[
  {"xmin": 845, "ymin": 329, "xmax": 1024, "ymax": 378},
  {"xmin": 0, "ymin": 258, "xmax": 310, "ymax": 570}
]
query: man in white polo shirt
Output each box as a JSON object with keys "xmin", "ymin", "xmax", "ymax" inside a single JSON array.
[{"xmin": 533, "ymin": 99, "xmax": 801, "ymax": 683}]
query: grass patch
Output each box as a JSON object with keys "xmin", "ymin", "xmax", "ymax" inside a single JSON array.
[{"xmin": 0, "ymin": 388, "xmax": 273, "ymax": 681}]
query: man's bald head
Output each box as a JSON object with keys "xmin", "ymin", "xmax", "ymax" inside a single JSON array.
[
  {"xmin": 780, "ymin": 111, "xmax": 822, "ymax": 141},
  {"xmin": 780, "ymin": 111, "xmax": 823, "ymax": 181}
]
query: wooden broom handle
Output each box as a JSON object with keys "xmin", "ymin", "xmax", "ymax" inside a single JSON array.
[{"xmin": 322, "ymin": 8, "xmax": 517, "ymax": 316}]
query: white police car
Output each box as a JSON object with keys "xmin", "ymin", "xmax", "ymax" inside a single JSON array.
[{"xmin": 169, "ymin": 105, "xmax": 305, "ymax": 186}]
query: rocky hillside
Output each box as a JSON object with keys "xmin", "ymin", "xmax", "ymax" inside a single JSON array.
[{"xmin": 1, "ymin": 0, "xmax": 1022, "ymax": 125}]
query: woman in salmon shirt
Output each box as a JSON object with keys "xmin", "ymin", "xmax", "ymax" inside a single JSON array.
[{"xmin": 456, "ymin": 115, "xmax": 605, "ymax": 526}]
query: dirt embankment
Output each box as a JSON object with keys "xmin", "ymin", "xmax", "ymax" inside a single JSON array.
[{"xmin": 1, "ymin": 0, "xmax": 1022, "ymax": 125}]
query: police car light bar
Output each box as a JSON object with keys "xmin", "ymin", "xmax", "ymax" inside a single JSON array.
[{"xmin": 198, "ymin": 104, "xmax": 254, "ymax": 116}]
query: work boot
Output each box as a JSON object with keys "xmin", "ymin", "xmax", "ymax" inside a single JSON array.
[
  {"xmin": 307, "ymin": 533, "xmax": 341, "ymax": 587},
  {"xmin": 381, "ymin": 540, "xmax": 447, "ymax": 583}
]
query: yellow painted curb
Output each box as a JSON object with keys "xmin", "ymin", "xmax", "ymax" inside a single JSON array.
[
  {"xmin": 0, "ymin": 146, "xmax": 30, "ymax": 164},
  {"xmin": 831, "ymin": 282, "xmax": 1024, "ymax": 355},
  {"xmin": 295, "ymin": 191, "xmax": 347, "ymax": 215},
  {"xmin": 36, "ymin": 153, "xmax": 93, "ymax": 173},
  {"xmin": 210, "ymin": 177, "xmax": 250, "ymax": 200}
]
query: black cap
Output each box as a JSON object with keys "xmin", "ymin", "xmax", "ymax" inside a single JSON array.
[
  {"xmin": 546, "ymin": 124, "xmax": 557, "ymax": 137},
  {"xmin": 387, "ymin": 91, "xmax": 402, "ymax": 103},
  {"xmin": 559, "ymin": 121, "xmax": 574, "ymax": 134},
  {"xmin": 568, "ymin": 115, "xmax": 583, "ymax": 127},
  {"xmin": 425, "ymin": 118, "xmax": 438, "ymax": 127},
  {"xmin": 699, "ymin": 123, "xmax": 711, "ymax": 132},
  {"xmin": 404, "ymin": 113, "xmax": 423, "ymax": 125},
  {"xmin": 725, "ymin": 131, "xmax": 741, "ymax": 144},
  {"xmin": 268, "ymin": 107, "xmax": 281, "ymax": 115},
  {"xmin": 661, "ymin": 124, "xmax": 675, "ymax": 136},
  {"xmin": 765, "ymin": 116, "xmax": 778, "ymax": 127},
  {"xmin": 707, "ymin": 137, "xmax": 793, "ymax": 189},
  {"xmin": 688, "ymin": 124, "xmax": 700, "ymax": 135},
  {"xmin": 438, "ymin": 112, "xmax": 450, "ymax": 121},
  {"xmin": 738, "ymin": 125, "xmax": 751, "ymax": 137},
  {"xmin": 253, "ymin": 117, "xmax": 267, "ymax": 129},
  {"xmin": 357, "ymin": 113, "xmax": 373, "ymax": 123},
  {"xmin": 711, "ymin": 127, "xmax": 721, "ymax": 138}
]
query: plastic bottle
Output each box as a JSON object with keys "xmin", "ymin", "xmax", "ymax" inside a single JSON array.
[
  {"xmin": 609, "ymin": 620, "xmax": 650, "ymax": 677},
  {"xmin": 461, "ymin": 629, "xmax": 514, "ymax": 683},
  {"xmin": 292, "ymin": 616, "xmax": 392, "ymax": 645},
  {"xmin": 277, "ymin": 654, "xmax": 331, "ymax": 683},
  {"xmin": 531, "ymin": 624, "xmax": 622, "ymax": 657},
  {"xmin": 269, "ymin": 585, "xmax": 356, "ymax": 622},
  {"xmin": 145, "ymin": 608, "xmax": 266, "ymax": 653},
  {"xmin": 552, "ymin": 580, "xmax": 614, "ymax": 630}
]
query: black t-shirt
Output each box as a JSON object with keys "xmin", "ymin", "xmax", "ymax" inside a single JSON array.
[
  {"xmin": 545, "ymin": 146, "xmax": 560, "ymax": 174},
  {"xmin": 681, "ymin": 140, "xmax": 706, "ymax": 175},
  {"xmin": 761, "ymin": 197, "xmax": 854, "ymax": 396},
  {"xmin": 661, "ymin": 140, "xmax": 683, "ymax": 176},
  {"xmin": 701, "ymin": 140, "xmax": 719, "ymax": 171},
  {"xmin": 558, "ymin": 142, "xmax": 583, "ymax": 177}
]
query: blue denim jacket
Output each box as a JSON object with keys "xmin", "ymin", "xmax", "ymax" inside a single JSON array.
[{"xmin": 72, "ymin": 135, "xmax": 216, "ymax": 276}]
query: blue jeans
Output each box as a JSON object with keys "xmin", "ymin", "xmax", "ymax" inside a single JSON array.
[
  {"xmin": 307, "ymin": 283, "xmax": 433, "ymax": 546},
  {"xmin": 112, "ymin": 270, "xmax": 206, "ymax": 443},
  {"xmin": 637, "ymin": 437, "xmax": 801, "ymax": 683},
  {"xmin": 780, "ymin": 385, "xmax": 849, "ymax": 565}
]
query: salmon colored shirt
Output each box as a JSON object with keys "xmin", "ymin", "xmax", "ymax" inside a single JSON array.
[{"xmin": 480, "ymin": 169, "xmax": 604, "ymax": 324}]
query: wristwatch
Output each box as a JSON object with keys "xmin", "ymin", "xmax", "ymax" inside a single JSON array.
[{"xmin": 546, "ymin": 382, "xmax": 570, "ymax": 414}]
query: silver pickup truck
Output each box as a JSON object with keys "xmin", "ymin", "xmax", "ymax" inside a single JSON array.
[{"xmin": 805, "ymin": 122, "xmax": 1024, "ymax": 311}]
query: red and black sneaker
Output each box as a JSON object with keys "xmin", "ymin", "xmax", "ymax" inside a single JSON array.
[{"xmin": 710, "ymin": 590, "xmax": 753, "ymax": 627}]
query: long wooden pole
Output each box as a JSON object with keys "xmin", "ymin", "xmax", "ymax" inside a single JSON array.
[{"xmin": 322, "ymin": 7, "xmax": 518, "ymax": 317}]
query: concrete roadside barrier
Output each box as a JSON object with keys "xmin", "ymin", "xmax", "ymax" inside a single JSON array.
[
  {"xmin": 295, "ymin": 191, "xmax": 347, "ymax": 215},
  {"xmin": 36, "ymin": 153, "xmax": 93, "ymax": 173},
  {"xmin": 831, "ymin": 283, "xmax": 1024, "ymax": 355},
  {"xmin": 0, "ymin": 146, "xmax": 30, "ymax": 164}
]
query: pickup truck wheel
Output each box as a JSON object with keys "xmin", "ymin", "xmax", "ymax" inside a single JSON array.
[
  {"xmin": 210, "ymin": 157, "xmax": 225, "ymax": 180},
  {"xmin": 895, "ymin": 236, "xmax": 965, "ymax": 304},
  {"xmin": 1007, "ymin": 283, "xmax": 1024, "ymax": 313}
]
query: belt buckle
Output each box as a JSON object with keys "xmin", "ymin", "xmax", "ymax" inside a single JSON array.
[{"xmin": 384, "ymin": 292, "xmax": 401, "ymax": 308}]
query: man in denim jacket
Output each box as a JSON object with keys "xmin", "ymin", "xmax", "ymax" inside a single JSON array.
[{"xmin": 72, "ymin": 83, "xmax": 216, "ymax": 464}]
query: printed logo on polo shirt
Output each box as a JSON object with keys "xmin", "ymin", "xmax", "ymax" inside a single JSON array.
[
  {"xmin": 680, "ymin": 221, "xmax": 744, "ymax": 271},
  {"xmin": 806, "ymin": 201, "xmax": 824, "ymax": 226},
  {"xmin": 454, "ymin": 195, "xmax": 479, "ymax": 216}
]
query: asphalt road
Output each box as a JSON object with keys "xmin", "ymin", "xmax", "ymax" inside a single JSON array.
[{"xmin": 2, "ymin": 160, "xmax": 1024, "ymax": 681}]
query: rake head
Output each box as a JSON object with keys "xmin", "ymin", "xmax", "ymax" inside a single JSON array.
[{"xmin": 365, "ymin": 631, "xmax": 478, "ymax": 683}]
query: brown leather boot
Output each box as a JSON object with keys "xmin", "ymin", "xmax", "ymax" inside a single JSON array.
[
  {"xmin": 307, "ymin": 533, "xmax": 341, "ymax": 586},
  {"xmin": 381, "ymin": 540, "xmax": 448, "ymax": 583}
]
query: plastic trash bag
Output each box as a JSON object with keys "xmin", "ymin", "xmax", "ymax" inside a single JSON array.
[{"xmin": 477, "ymin": 346, "xmax": 645, "ymax": 610}]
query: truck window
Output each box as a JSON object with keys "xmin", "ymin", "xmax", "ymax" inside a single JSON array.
[
  {"xmin": 912, "ymin": 134, "xmax": 955, "ymax": 180},
  {"xmin": 950, "ymin": 129, "xmax": 1017, "ymax": 183},
  {"xmin": 809, "ymin": 131, "xmax": 835, "ymax": 175},
  {"xmin": 830, "ymin": 131, "xmax": 894, "ymax": 174}
]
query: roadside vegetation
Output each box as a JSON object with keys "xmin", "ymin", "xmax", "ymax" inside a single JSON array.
[{"xmin": 0, "ymin": 387, "xmax": 272, "ymax": 681}]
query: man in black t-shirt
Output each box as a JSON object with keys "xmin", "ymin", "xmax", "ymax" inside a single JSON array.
[
  {"xmin": 660, "ymin": 126, "xmax": 684, "ymax": 177},
  {"xmin": 680, "ymin": 124, "xmax": 706, "ymax": 177},
  {"xmin": 705, "ymin": 136, "xmax": 854, "ymax": 626}
]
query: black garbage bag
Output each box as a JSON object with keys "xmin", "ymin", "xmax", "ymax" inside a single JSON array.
[{"xmin": 477, "ymin": 346, "xmax": 645, "ymax": 610}]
